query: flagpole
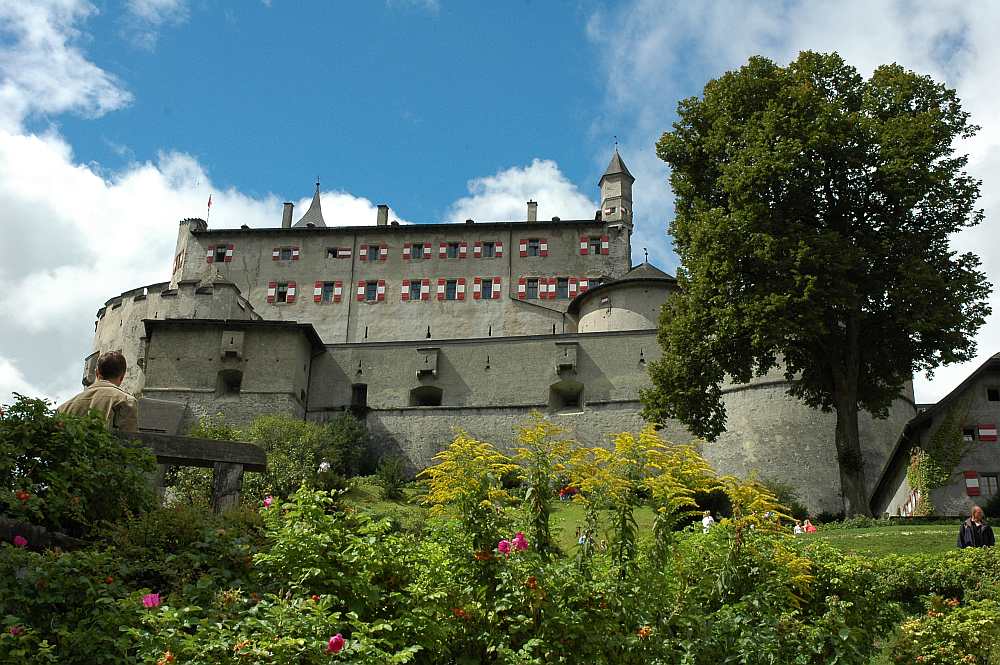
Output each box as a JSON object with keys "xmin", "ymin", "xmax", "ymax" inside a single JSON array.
[{"xmin": 206, "ymin": 194, "xmax": 212, "ymax": 223}]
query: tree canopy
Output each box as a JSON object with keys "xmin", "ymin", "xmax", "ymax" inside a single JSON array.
[{"xmin": 642, "ymin": 51, "xmax": 992, "ymax": 515}]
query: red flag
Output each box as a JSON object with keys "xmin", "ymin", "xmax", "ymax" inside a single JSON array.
[{"xmin": 207, "ymin": 194, "xmax": 212, "ymax": 208}]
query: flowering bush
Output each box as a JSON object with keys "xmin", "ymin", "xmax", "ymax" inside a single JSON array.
[{"xmin": 890, "ymin": 597, "xmax": 1000, "ymax": 664}]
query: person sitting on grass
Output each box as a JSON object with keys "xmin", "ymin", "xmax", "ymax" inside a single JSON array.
[
  {"xmin": 957, "ymin": 505, "xmax": 995, "ymax": 548},
  {"xmin": 793, "ymin": 520, "xmax": 803, "ymax": 535},
  {"xmin": 803, "ymin": 519, "xmax": 817, "ymax": 533}
]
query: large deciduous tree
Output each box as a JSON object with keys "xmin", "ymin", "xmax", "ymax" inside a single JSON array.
[{"xmin": 642, "ymin": 51, "xmax": 992, "ymax": 515}]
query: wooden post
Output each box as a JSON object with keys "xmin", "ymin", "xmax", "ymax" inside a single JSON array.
[{"xmin": 211, "ymin": 462, "xmax": 245, "ymax": 513}]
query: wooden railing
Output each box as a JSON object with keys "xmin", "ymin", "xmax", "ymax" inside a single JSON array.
[{"xmin": 119, "ymin": 432, "xmax": 267, "ymax": 513}]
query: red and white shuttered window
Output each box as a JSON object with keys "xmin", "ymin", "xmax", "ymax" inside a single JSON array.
[
  {"xmin": 266, "ymin": 281, "xmax": 296, "ymax": 304},
  {"xmin": 568, "ymin": 277, "xmax": 579, "ymax": 298},
  {"xmin": 205, "ymin": 244, "xmax": 234, "ymax": 263},
  {"xmin": 313, "ymin": 281, "xmax": 342, "ymax": 304},
  {"xmin": 518, "ymin": 238, "xmax": 548, "ymax": 257},
  {"xmin": 355, "ymin": 280, "xmax": 386, "ymax": 302},
  {"xmin": 472, "ymin": 277, "xmax": 502, "ymax": 300},
  {"xmin": 965, "ymin": 471, "xmax": 981, "ymax": 496},
  {"xmin": 579, "ymin": 236, "xmax": 590, "ymax": 255},
  {"xmin": 403, "ymin": 243, "xmax": 412, "ymax": 260},
  {"xmin": 401, "ymin": 279, "xmax": 428, "ymax": 302},
  {"xmin": 978, "ymin": 423, "xmax": 998, "ymax": 442},
  {"xmin": 517, "ymin": 277, "xmax": 527, "ymax": 299},
  {"xmin": 473, "ymin": 240, "xmax": 504, "ymax": 258},
  {"xmin": 600, "ymin": 235, "xmax": 609, "ymax": 255},
  {"xmin": 436, "ymin": 278, "xmax": 466, "ymax": 300},
  {"xmin": 578, "ymin": 278, "xmax": 590, "ymax": 293},
  {"xmin": 359, "ymin": 244, "xmax": 388, "ymax": 262},
  {"xmin": 271, "ymin": 247, "xmax": 300, "ymax": 260}
]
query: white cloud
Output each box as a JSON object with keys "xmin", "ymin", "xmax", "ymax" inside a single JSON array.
[
  {"xmin": 293, "ymin": 189, "xmax": 412, "ymax": 227},
  {"xmin": 447, "ymin": 158, "xmax": 596, "ymax": 224},
  {"xmin": 385, "ymin": 0, "xmax": 440, "ymax": 15},
  {"xmin": 589, "ymin": 0, "xmax": 1000, "ymax": 404},
  {"xmin": 123, "ymin": 0, "xmax": 189, "ymax": 50},
  {"xmin": 0, "ymin": 0, "xmax": 133, "ymax": 132}
]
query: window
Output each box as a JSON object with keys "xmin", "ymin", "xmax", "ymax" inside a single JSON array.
[
  {"xmin": 482, "ymin": 241, "xmax": 496, "ymax": 258},
  {"xmin": 279, "ymin": 247, "xmax": 293, "ymax": 261},
  {"xmin": 327, "ymin": 247, "xmax": 349, "ymax": 259},
  {"xmin": 549, "ymin": 379, "xmax": 584, "ymax": 411},
  {"xmin": 982, "ymin": 474, "xmax": 1000, "ymax": 495},
  {"xmin": 409, "ymin": 385, "xmax": 443, "ymax": 407},
  {"xmin": 446, "ymin": 242, "xmax": 460, "ymax": 259},
  {"xmin": 963, "ymin": 427, "xmax": 977, "ymax": 443},
  {"xmin": 409, "ymin": 280, "xmax": 422, "ymax": 301},
  {"xmin": 589, "ymin": 236, "xmax": 602, "ymax": 254},
  {"xmin": 322, "ymin": 282, "xmax": 336, "ymax": 303},
  {"xmin": 445, "ymin": 279, "xmax": 458, "ymax": 300},
  {"xmin": 365, "ymin": 282, "xmax": 378, "ymax": 302},
  {"xmin": 213, "ymin": 246, "xmax": 228, "ymax": 263},
  {"xmin": 527, "ymin": 239, "xmax": 541, "ymax": 257},
  {"xmin": 216, "ymin": 369, "xmax": 243, "ymax": 397},
  {"xmin": 556, "ymin": 277, "xmax": 569, "ymax": 299},
  {"xmin": 481, "ymin": 278, "xmax": 493, "ymax": 300},
  {"xmin": 526, "ymin": 278, "xmax": 539, "ymax": 300},
  {"xmin": 367, "ymin": 245, "xmax": 380, "ymax": 262},
  {"xmin": 988, "ymin": 388, "xmax": 1000, "ymax": 402},
  {"xmin": 351, "ymin": 383, "xmax": 368, "ymax": 409},
  {"xmin": 606, "ymin": 206, "xmax": 617, "ymax": 214},
  {"xmin": 411, "ymin": 242, "xmax": 425, "ymax": 260},
  {"xmin": 276, "ymin": 282, "xmax": 289, "ymax": 303}
]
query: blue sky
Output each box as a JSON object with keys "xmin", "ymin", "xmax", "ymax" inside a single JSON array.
[{"xmin": 1, "ymin": 0, "xmax": 999, "ymax": 407}]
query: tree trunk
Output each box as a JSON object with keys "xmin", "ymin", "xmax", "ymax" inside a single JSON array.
[{"xmin": 833, "ymin": 393, "xmax": 871, "ymax": 516}]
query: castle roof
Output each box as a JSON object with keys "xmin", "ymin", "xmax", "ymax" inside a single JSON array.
[
  {"xmin": 293, "ymin": 182, "xmax": 326, "ymax": 228},
  {"xmin": 566, "ymin": 260, "xmax": 675, "ymax": 316},
  {"xmin": 192, "ymin": 218, "xmax": 605, "ymax": 236},
  {"xmin": 622, "ymin": 261, "xmax": 671, "ymax": 280},
  {"xmin": 599, "ymin": 149, "xmax": 634, "ymax": 185}
]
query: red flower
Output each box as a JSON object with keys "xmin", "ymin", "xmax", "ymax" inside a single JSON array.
[
  {"xmin": 525, "ymin": 576, "xmax": 538, "ymax": 590},
  {"xmin": 311, "ymin": 594, "xmax": 320, "ymax": 602},
  {"xmin": 326, "ymin": 634, "xmax": 345, "ymax": 654},
  {"xmin": 15, "ymin": 490, "xmax": 29, "ymax": 502},
  {"xmin": 637, "ymin": 626, "xmax": 652, "ymax": 639},
  {"xmin": 451, "ymin": 607, "xmax": 469, "ymax": 620},
  {"xmin": 105, "ymin": 576, "xmax": 114, "ymax": 584}
]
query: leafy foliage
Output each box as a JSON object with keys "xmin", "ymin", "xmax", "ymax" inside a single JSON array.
[
  {"xmin": 0, "ymin": 394, "xmax": 155, "ymax": 537},
  {"xmin": 512, "ymin": 413, "xmax": 574, "ymax": 559},
  {"xmin": 643, "ymin": 51, "xmax": 992, "ymax": 514},
  {"xmin": 376, "ymin": 455, "xmax": 407, "ymax": 501},
  {"xmin": 890, "ymin": 596, "xmax": 1000, "ymax": 664}
]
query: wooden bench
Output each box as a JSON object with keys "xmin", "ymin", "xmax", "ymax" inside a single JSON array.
[{"xmin": 119, "ymin": 432, "xmax": 267, "ymax": 513}]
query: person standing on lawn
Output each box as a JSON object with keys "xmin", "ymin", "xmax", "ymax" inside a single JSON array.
[{"xmin": 957, "ymin": 505, "xmax": 995, "ymax": 548}]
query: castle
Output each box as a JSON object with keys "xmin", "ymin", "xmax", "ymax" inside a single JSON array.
[{"xmin": 85, "ymin": 150, "xmax": 920, "ymax": 515}]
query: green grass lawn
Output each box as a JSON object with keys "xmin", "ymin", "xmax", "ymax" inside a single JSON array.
[
  {"xmin": 806, "ymin": 523, "xmax": 957, "ymax": 556},
  {"xmin": 344, "ymin": 480, "xmax": 960, "ymax": 558}
]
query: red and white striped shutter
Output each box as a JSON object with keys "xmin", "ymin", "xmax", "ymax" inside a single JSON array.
[
  {"xmin": 473, "ymin": 277, "xmax": 482, "ymax": 300},
  {"xmin": 965, "ymin": 471, "xmax": 981, "ymax": 496},
  {"xmin": 423, "ymin": 244, "xmax": 432, "ymax": 259},
  {"xmin": 359, "ymin": 244, "xmax": 368, "ymax": 261},
  {"xmin": 579, "ymin": 236, "xmax": 589, "ymax": 255},
  {"xmin": 266, "ymin": 281, "xmax": 277, "ymax": 303},
  {"xmin": 225, "ymin": 244, "xmax": 234, "ymax": 262},
  {"xmin": 979, "ymin": 423, "xmax": 998, "ymax": 442},
  {"xmin": 579, "ymin": 278, "xmax": 589, "ymax": 293},
  {"xmin": 403, "ymin": 243, "xmax": 411, "ymax": 260},
  {"xmin": 473, "ymin": 241, "xmax": 482, "ymax": 258},
  {"xmin": 551, "ymin": 276, "xmax": 558, "ymax": 298},
  {"xmin": 272, "ymin": 248, "xmax": 280, "ymax": 260},
  {"xmin": 496, "ymin": 240, "xmax": 503, "ymax": 258},
  {"xmin": 540, "ymin": 239, "xmax": 549, "ymax": 257},
  {"xmin": 421, "ymin": 278, "xmax": 430, "ymax": 300},
  {"xmin": 401, "ymin": 280, "xmax": 410, "ymax": 301},
  {"xmin": 314, "ymin": 281, "xmax": 323, "ymax": 303},
  {"xmin": 517, "ymin": 277, "xmax": 526, "ymax": 299},
  {"xmin": 459, "ymin": 241, "xmax": 468, "ymax": 258},
  {"xmin": 457, "ymin": 278, "xmax": 466, "ymax": 300},
  {"xmin": 437, "ymin": 278, "xmax": 446, "ymax": 300},
  {"xmin": 356, "ymin": 280, "xmax": 366, "ymax": 301},
  {"xmin": 569, "ymin": 277, "xmax": 578, "ymax": 298},
  {"xmin": 519, "ymin": 239, "xmax": 528, "ymax": 257},
  {"xmin": 492, "ymin": 276, "xmax": 501, "ymax": 299},
  {"xmin": 206, "ymin": 246, "xmax": 214, "ymax": 263},
  {"xmin": 292, "ymin": 247, "xmax": 300, "ymax": 261},
  {"xmin": 379, "ymin": 244, "xmax": 388, "ymax": 261},
  {"xmin": 377, "ymin": 279, "xmax": 386, "ymax": 301},
  {"xmin": 439, "ymin": 242, "xmax": 448, "ymax": 258},
  {"xmin": 338, "ymin": 248, "xmax": 351, "ymax": 258},
  {"xmin": 600, "ymin": 235, "xmax": 610, "ymax": 255},
  {"xmin": 334, "ymin": 281, "xmax": 342, "ymax": 303},
  {"xmin": 286, "ymin": 281, "xmax": 297, "ymax": 303}
]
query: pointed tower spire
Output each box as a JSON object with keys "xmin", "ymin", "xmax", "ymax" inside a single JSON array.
[
  {"xmin": 598, "ymin": 148, "xmax": 634, "ymax": 228},
  {"xmin": 600, "ymin": 148, "xmax": 634, "ymax": 185},
  {"xmin": 294, "ymin": 180, "xmax": 327, "ymax": 228}
]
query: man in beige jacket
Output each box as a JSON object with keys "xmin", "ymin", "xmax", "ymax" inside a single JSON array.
[{"xmin": 58, "ymin": 351, "xmax": 138, "ymax": 433}]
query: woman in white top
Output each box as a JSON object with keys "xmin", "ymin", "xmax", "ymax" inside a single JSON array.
[{"xmin": 702, "ymin": 511, "xmax": 716, "ymax": 533}]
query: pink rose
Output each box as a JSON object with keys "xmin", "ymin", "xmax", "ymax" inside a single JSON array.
[
  {"xmin": 497, "ymin": 539, "xmax": 511, "ymax": 555},
  {"xmin": 326, "ymin": 633, "xmax": 345, "ymax": 654},
  {"xmin": 263, "ymin": 496, "xmax": 274, "ymax": 508},
  {"xmin": 513, "ymin": 532, "xmax": 528, "ymax": 551},
  {"xmin": 9, "ymin": 626, "xmax": 24, "ymax": 636},
  {"xmin": 12, "ymin": 535, "xmax": 27, "ymax": 548},
  {"xmin": 142, "ymin": 593, "xmax": 161, "ymax": 608}
]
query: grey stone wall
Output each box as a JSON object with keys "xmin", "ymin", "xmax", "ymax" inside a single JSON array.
[
  {"xmin": 575, "ymin": 281, "xmax": 675, "ymax": 333},
  {"xmin": 144, "ymin": 390, "xmax": 304, "ymax": 432},
  {"xmin": 173, "ymin": 219, "xmax": 629, "ymax": 344}
]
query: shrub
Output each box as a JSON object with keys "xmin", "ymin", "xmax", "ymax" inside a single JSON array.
[
  {"xmin": 760, "ymin": 479, "xmax": 809, "ymax": 521},
  {"xmin": 0, "ymin": 394, "xmax": 155, "ymax": 538},
  {"xmin": 376, "ymin": 455, "xmax": 407, "ymax": 501},
  {"xmin": 890, "ymin": 596, "xmax": 1000, "ymax": 664}
]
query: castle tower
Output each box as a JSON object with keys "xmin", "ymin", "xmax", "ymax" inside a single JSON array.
[
  {"xmin": 294, "ymin": 181, "xmax": 327, "ymax": 228},
  {"xmin": 599, "ymin": 149, "xmax": 634, "ymax": 228}
]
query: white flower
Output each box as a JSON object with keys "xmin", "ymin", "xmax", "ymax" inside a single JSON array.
[{"xmin": 318, "ymin": 461, "xmax": 331, "ymax": 473}]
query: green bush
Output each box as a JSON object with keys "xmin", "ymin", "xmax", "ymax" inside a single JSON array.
[
  {"xmin": 760, "ymin": 478, "xmax": 809, "ymax": 520},
  {"xmin": 890, "ymin": 596, "xmax": 1000, "ymax": 664},
  {"xmin": 376, "ymin": 455, "xmax": 407, "ymax": 501},
  {"xmin": 0, "ymin": 394, "xmax": 155, "ymax": 538}
]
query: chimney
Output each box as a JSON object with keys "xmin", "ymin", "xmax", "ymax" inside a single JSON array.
[
  {"xmin": 376, "ymin": 204, "xmax": 389, "ymax": 226},
  {"xmin": 281, "ymin": 202, "xmax": 294, "ymax": 229},
  {"xmin": 527, "ymin": 200, "xmax": 538, "ymax": 222}
]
